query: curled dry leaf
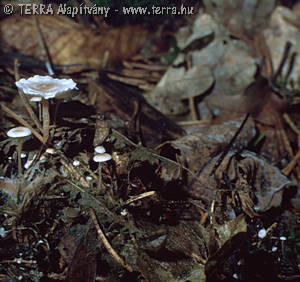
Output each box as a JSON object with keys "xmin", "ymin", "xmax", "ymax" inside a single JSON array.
[
  {"xmin": 158, "ymin": 118, "xmax": 295, "ymax": 219},
  {"xmin": 191, "ymin": 150, "xmax": 295, "ymax": 214},
  {"xmin": 0, "ymin": 15, "xmax": 148, "ymax": 69},
  {"xmin": 176, "ymin": 12, "xmax": 256, "ymax": 96}
]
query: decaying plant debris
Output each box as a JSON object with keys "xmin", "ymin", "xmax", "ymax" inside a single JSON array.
[{"xmin": 1, "ymin": 1, "xmax": 300, "ymax": 281}]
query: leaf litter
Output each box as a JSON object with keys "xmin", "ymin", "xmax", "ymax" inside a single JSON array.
[{"xmin": 0, "ymin": 1, "xmax": 300, "ymax": 281}]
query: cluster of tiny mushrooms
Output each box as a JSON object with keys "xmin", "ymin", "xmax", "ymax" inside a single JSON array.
[{"xmin": 6, "ymin": 75, "xmax": 112, "ymax": 185}]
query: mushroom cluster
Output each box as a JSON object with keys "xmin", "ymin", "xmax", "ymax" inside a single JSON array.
[{"xmin": 93, "ymin": 145, "xmax": 112, "ymax": 190}]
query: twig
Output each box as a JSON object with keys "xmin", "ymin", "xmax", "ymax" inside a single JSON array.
[
  {"xmin": 282, "ymin": 150, "xmax": 300, "ymax": 176},
  {"xmin": 89, "ymin": 207, "xmax": 133, "ymax": 272},
  {"xmin": 0, "ymin": 258, "xmax": 37, "ymax": 266},
  {"xmin": 284, "ymin": 52, "xmax": 297, "ymax": 84},
  {"xmin": 210, "ymin": 113, "xmax": 250, "ymax": 176},
  {"xmin": 272, "ymin": 41, "xmax": 292, "ymax": 84},
  {"xmin": 191, "ymin": 252, "xmax": 207, "ymax": 265},
  {"xmin": 125, "ymin": 191, "xmax": 156, "ymax": 205},
  {"xmin": 34, "ymin": 16, "xmax": 54, "ymax": 75},
  {"xmin": 189, "ymin": 97, "xmax": 198, "ymax": 121},
  {"xmin": 283, "ymin": 113, "xmax": 300, "ymax": 135},
  {"xmin": 1, "ymin": 104, "xmax": 44, "ymax": 143},
  {"xmin": 276, "ymin": 115, "xmax": 293, "ymax": 159},
  {"xmin": 176, "ymin": 120, "xmax": 209, "ymax": 126}
]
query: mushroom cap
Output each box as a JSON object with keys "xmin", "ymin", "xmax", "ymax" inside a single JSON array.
[
  {"xmin": 93, "ymin": 153, "xmax": 112, "ymax": 163},
  {"xmin": 94, "ymin": 146, "xmax": 106, "ymax": 154},
  {"xmin": 72, "ymin": 160, "xmax": 80, "ymax": 167},
  {"xmin": 7, "ymin": 127, "xmax": 32, "ymax": 138},
  {"xmin": 15, "ymin": 75, "xmax": 77, "ymax": 100}
]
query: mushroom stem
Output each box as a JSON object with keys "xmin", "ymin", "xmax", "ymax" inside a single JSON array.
[
  {"xmin": 42, "ymin": 98, "xmax": 50, "ymax": 144},
  {"xmin": 17, "ymin": 139, "xmax": 22, "ymax": 177}
]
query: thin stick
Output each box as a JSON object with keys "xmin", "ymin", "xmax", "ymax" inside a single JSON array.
[
  {"xmin": 125, "ymin": 191, "xmax": 156, "ymax": 205},
  {"xmin": 272, "ymin": 41, "xmax": 292, "ymax": 84},
  {"xmin": 283, "ymin": 113, "xmax": 300, "ymax": 135},
  {"xmin": 14, "ymin": 60, "xmax": 43, "ymax": 133},
  {"xmin": 1, "ymin": 104, "xmax": 44, "ymax": 143},
  {"xmin": 210, "ymin": 113, "xmax": 250, "ymax": 176},
  {"xmin": 34, "ymin": 16, "xmax": 54, "ymax": 75},
  {"xmin": 282, "ymin": 150, "xmax": 300, "ymax": 176},
  {"xmin": 276, "ymin": 115, "xmax": 293, "ymax": 159},
  {"xmin": 189, "ymin": 97, "xmax": 198, "ymax": 121},
  {"xmin": 89, "ymin": 207, "xmax": 133, "ymax": 272}
]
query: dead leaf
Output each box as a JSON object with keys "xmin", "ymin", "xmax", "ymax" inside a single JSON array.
[
  {"xmin": 145, "ymin": 63, "xmax": 214, "ymax": 116},
  {"xmin": 177, "ymin": 12, "xmax": 256, "ymax": 96},
  {"xmin": 0, "ymin": 15, "xmax": 148, "ymax": 69}
]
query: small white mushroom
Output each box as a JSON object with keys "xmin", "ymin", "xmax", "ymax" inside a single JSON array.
[
  {"xmin": 45, "ymin": 148, "xmax": 56, "ymax": 155},
  {"xmin": 94, "ymin": 145, "xmax": 106, "ymax": 154},
  {"xmin": 72, "ymin": 160, "xmax": 80, "ymax": 167},
  {"xmin": 258, "ymin": 228, "xmax": 267, "ymax": 239},
  {"xmin": 7, "ymin": 127, "xmax": 32, "ymax": 177},
  {"xmin": 93, "ymin": 153, "xmax": 112, "ymax": 190},
  {"xmin": 93, "ymin": 153, "xmax": 112, "ymax": 162},
  {"xmin": 86, "ymin": 176, "xmax": 93, "ymax": 181}
]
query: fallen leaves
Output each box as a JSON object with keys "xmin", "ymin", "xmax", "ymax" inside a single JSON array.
[{"xmin": 0, "ymin": 15, "xmax": 148, "ymax": 69}]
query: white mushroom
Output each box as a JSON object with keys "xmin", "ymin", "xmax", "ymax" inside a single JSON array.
[
  {"xmin": 7, "ymin": 126, "xmax": 32, "ymax": 177},
  {"xmin": 72, "ymin": 160, "xmax": 80, "ymax": 167},
  {"xmin": 93, "ymin": 153, "xmax": 112, "ymax": 162},
  {"xmin": 45, "ymin": 148, "xmax": 56, "ymax": 155},
  {"xmin": 93, "ymin": 153, "xmax": 112, "ymax": 190},
  {"xmin": 15, "ymin": 75, "xmax": 77, "ymax": 144},
  {"xmin": 94, "ymin": 145, "xmax": 106, "ymax": 154}
]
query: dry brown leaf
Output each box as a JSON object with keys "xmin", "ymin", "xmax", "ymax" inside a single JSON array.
[
  {"xmin": 0, "ymin": 15, "xmax": 148, "ymax": 68},
  {"xmin": 158, "ymin": 118, "xmax": 294, "ymax": 218}
]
